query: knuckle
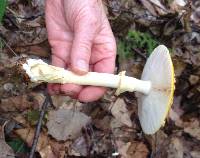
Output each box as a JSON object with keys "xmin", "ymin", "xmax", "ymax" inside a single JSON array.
[
  {"xmin": 88, "ymin": 16, "xmax": 98, "ymax": 27},
  {"xmin": 79, "ymin": 41, "xmax": 91, "ymax": 53}
]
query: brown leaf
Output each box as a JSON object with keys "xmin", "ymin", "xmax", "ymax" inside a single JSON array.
[
  {"xmin": 127, "ymin": 141, "xmax": 149, "ymax": 158},
  {"xmin": 115, "ymin": 141, "xmax": 131, "ymax": 158},
  {"xmin": 169, "ymin": 0, "xmax": 186, "ymax": 12},
  {"xmin": 0, "ymin": 95, "xmax": 34, "ymax": 112},
  {"xmin": 47, "ymin": 109, "xmax": 91, "ymax": 141},
  {"xmin": 190, "ymin": 151, "xmax": 200, "ymax": 158},
  {"xmin": 167, "ymin": 138, "xmax": 183, "ymax": 158},
  {"xmin": 145, "ymin": 130, "xmax": 168, "ymax": 153},
  {"xmin": 111, "ymin": 98, "xmax": 132, "ymax": 127},
  {"xmin": 189, "ymin": 75, "xmax": 199, "ymax": 85},
  {"xmin": 139, "ymin": 0, "xmax": 158, "ymax": 16},
  {"xmin": 0, "ymin": 123, "xmax": 15, "ymax": 158},
  {"xmin": 152, "ymin": 136, "xmax": 183, "ymax": 158},
  {"xmin": 72, "ymin": 136, "xmax": 87, "ymax": 156},
  {"xmin": 15, "ymin": 128, "xmax": 65, "ymax": 158},
  {"xmin": 169, "ymin": 96, "xmax": 184, "ymax": 123},
  {"xmin": 29, "ymin": 45, "xmax": 49, "ymax": 57},
  {"xmin": 184, "ymin": 119, "xmax": 200, "ymax": 141},
  {"xmin": 50, "ymin": 95, "xmax": 84, "ymax": 110},
  {"xmin": 15, "ymin": 128, "xmax": 48, "ymax": 150},
  {"xmin": 173, "ymin": 57, "xmax": 187, "ymax": 77},
  {"xmin": 191, "ymin": 7, "xmax": 200, "ymax": 25}
]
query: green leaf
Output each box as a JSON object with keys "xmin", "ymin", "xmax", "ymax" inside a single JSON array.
[
  {"xmin": 7, "ymin": 138, "xmax": 29, "ymax": 153},
  {"xmin": 27, "ymin": 109, "xmax": 40, "ymax": 126},
  {"xmin": 0, "ymin": 0, "xmax": 7, "ymax": 23}
]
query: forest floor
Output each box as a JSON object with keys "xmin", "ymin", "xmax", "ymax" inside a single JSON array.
[{"xmin": 0, "ymin": 0, "xmax": 199, "ymax": 158}]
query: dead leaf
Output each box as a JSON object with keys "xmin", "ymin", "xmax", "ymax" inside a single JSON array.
[
  {"xmin": 140, "ymin": 0, "xmax": 168, "ymax": 16},
  {"xmin": 15, "ymin": 128, "xmax": 48, "ymax": 150},
  {"xmin": 3, "ymin": 83, "xmax": 14, "ymax": 92},
  {"xmin": 72, "ymin": 136, "xmax": 87, "ymax": 156},
  {"xmin": 51, "ymin": 95, "xmax": 84, "ymax": 110},
  {"xmin": 152, "ymin": 136, "xmax": 183, "ymax": 158},
  {"xmin": 189, "ymin": 75, "xmax": 199, "ymax": 85},
  {"xmin": 169, "ymin": 96, "xmax": 184, "ymax": 124},
  {"xmin": 127, "ymin": 141, "xmax": 149, "ymax": 158},
  {"xmin": 148, "ymin": 0, "xmax": 168, "ymax": 15},
  {"xmin": 0, "ymin": 123, "xmax": 15, "ymax": 158},
  {"xmin": 0, "ymin": 139, "xmax": 15, "ymax": 158},
  {"xmin": 167, "ymin": 138, "xmax": 183, "ymax": 158},
  {"xmin": 170, "ymin": 0, "xmax": 186, "ymax": 12},
  {"xmin": 115, "ymin": 140, "xmax": 149, "ymax": 158},
  {"xmin": 173, "ymin": 57, "xmax": 187, "ymax": 77},
  {"xmin": 139, "ymin": 0, "xmax": 157, "ymax": 16},
  {"xmin": 15, "ymin": 128, "xmax": 65, "ymax": 158},
  {"xmin": 13, "ymin": 115, "xmax": 27, "ymax": 126},
  {"xmin": 145, "ymin": 130, "xmax": 168, "ymax": 153},
  {"xmin": 111, "ymin": 98, "xmax": 132, "ymax": 127},
  {"xmin": 47, "ymin": 109, "xmax": 91, "ymax": 140},
  {"xmin": 115, "ymin": 141, "xmax": 131, "ymax": 158},
  {"xmin": 29, "ymin": 45, "xmax": 49, "ymax": 57},
  {"xmin": 184, "ymin": 119, "xmax": 200, "ymax": 141},
  {"xmin": 93, "ymin": 115, "xmax": 112, "ymax": 131},
  {"xmin": 39, "ymin": 145, "xmax": 55, "ymax": 158},
  {"xmin": 191, "ymin": 7, "xmax": 200, "ymax": 25},
  {"xmin": 0, "ymin": 95, "xmax": 34, "ymax": 112},
  {"xmin": 130, "ymin": 60, "xmax": 144, "ymax": 78},
  {"xmin": 190, "ymin": 151, "xmax": 200, "ymax": 158}
]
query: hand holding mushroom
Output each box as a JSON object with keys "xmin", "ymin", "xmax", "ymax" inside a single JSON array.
[
  {"xmin": 23, "ymin": 45, "xmax": 175, "ymax": 134},
  {"xmin": 45, "ymin": 0, "xmax": 116, "ymax": 102}
]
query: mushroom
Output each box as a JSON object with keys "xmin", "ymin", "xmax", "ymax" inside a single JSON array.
[{"xmin": 22, "ymin": 45, "xmax": 175, "ymax": 134}]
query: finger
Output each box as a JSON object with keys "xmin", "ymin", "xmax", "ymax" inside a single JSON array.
[
  {"xmin": 78, "ymin": 87, "xmax": 107, "ymax": 102},
  {"xmin": 58, "ymin": 63, "xmax": 95, "ymax": 98},
  {"xmin": 45, "ymin": 0, "xmax": 70, "ymax": 37},
  {"xmin": 48, "ymin": 54, "xmax": 66, "ymax": 95},
  {"xmin": 48, "ymin": 84, "xmax": 55, "ymax": 95},
  {"xmin": 78, "ymin": 29, "xmax": 116, "ymax": 102},
  {"xmin": 51, "ymin": 50, "xmax": 83, "ymax": 97},
  {"xmin": 48, "ymin": 84, "xmax": 60, "ymax": 95},
  {"xmin": 60, "ymin": 84, "xmax": 82, "ymax": 98},
  {"xmin": 70, "ymin": 18, "xmax": 98, "ymax": 75},
  {"xmin": 78, "ymin": 55, "xmax": 116, "ymax": 102}
]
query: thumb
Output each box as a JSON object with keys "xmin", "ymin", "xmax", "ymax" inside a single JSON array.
[{"xmin": 70, "ymin": 19, "xmax": 97, "ymax": 75}]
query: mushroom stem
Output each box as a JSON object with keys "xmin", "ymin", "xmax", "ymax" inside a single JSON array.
[{"xmin": 23, "ymin": 59, "xmax": 152, "ymax": 95}]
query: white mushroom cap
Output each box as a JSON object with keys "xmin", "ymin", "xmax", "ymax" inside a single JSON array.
[{"xmin": 138, "ymin": 45, "xmax": 175, "ymax": 134}]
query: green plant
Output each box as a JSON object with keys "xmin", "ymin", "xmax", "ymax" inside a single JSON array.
[
  {"xmin": 0, "ymin": 0, "xmax": 7, "ymax": 23},
  {"xmin": 117, "ymin": 40, "xmax": 133, "ymax": 62},
  {"xmin": 117, "ymin": 30, "xmax": 159, "ymax": 61}
]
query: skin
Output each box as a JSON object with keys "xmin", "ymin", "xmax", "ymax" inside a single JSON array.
[{"xmin": 45, "ymin": 0, "xmax": 116, "ymax": 102}]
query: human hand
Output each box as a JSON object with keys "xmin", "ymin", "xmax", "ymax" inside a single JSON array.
[{"xmin": 45, "ymin": 0, "xmax": 116, "ymax": 102}]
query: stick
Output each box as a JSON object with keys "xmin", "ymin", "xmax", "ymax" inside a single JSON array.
[{"xmin": 29, "ymin": 93, "xmax": 51, "ymax": 158}]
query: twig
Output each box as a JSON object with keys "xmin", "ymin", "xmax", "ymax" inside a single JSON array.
[
  {"xmin": 0, "ymin": 37, "xmax": 18, "ymax": 56},
  {"xmin": 17, "ymin": 38, "xmax": 48, "ymax": 47},
  {"xmin": 132, "ymin": 48, "xmax": 147, "ymax": 59},
  {"xmin": 29, "ymin": 92, "xmax": 52, "ymax": 158},
  {"xmin": 7, "ymin": 7, "xmax": 44, "ymax": 20}
]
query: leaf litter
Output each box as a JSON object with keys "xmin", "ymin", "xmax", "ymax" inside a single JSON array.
[
  {"xmin": 47, "ymin": 109, "xmax": 91, "ymax": 141},
  {"xmin": 0, "ymin": 0, "xmax": 200, "ymax": 157}
]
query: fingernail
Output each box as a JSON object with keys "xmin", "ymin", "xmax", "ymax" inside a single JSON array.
[{"xmin": 75, "ymin": 59, "xmax": 88, "ymax": 72}]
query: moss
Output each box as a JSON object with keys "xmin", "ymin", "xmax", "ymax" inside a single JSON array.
[{"xmin": 117, "ymin": 30, "xmax": 159, "ymax": 62}]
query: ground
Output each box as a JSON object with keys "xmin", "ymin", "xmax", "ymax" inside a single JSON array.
[{"xmin": 0, "ymin": 0, "xmax": 200, "ymax": 158}]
